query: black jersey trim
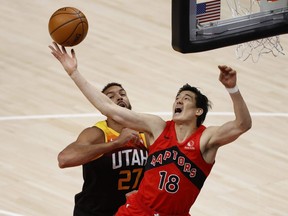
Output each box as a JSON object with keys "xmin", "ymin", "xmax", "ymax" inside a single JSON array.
[{"xmin": 145, "ymin": 146, "xmax": 207, "ymax": 190}]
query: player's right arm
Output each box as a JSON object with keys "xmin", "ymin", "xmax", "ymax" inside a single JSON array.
[{"xmin": 58, "ymin": 127, "xmax": 141, "ymax": 168}]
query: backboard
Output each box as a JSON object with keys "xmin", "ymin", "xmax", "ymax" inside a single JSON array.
[{"xmin": 172, "ymin": 0, "xmax": 288, "ymax": 53}]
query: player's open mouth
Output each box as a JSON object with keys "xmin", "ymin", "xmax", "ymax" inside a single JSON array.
[
  {"xmin": 174, "ymin": 108, "xmax": 182, "ymax": 114},
  {"xmin": 118, "ymin": 101, "xmax": 126, "ymax": 107}
]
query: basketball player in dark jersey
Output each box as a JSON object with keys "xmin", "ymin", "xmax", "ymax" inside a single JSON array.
[
  {"xmin": 49, "ymin": 43, "xmax": 252, "ymax": 216},
  {"xmin": 57, "ymin": 82, "xmax": 149, "ymax": 216}
]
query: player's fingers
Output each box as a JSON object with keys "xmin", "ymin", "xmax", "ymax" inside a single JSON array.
[
  {"xmin": 71, "ymin": 49, "xmax": 76, "ymax": 58},
  {"xmin": 52, "ymin": 41, "xmax": 61, "ymax": 52},
  {"xmin": 132, "ymin": 135, "xmax": 140, "ymax": 145},
  {"xmin": 218, "ymin": 65, "xmax": 228, "ymax": 70},
  {"xmin": 218, "ymin": 65, "xmax": 224, "ymax": 69},
  {"xmin": 61, "ymin": 46, "xmax": 67, "ymax": 54},
  {"xmin": 50, "ymin": 52, "xmax": 58, "ymax": 60},
  {"xmin": 219, "ymin": 70, "xmax": 227, "ymax": 79},
  {"xmin": 48, "ymin": 45, "xmax": 55, "ymax": 52}
]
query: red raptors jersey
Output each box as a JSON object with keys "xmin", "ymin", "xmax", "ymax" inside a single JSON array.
[{"xmin": 136, "ymin": 120, "xmax": 214, "ymax": 215}]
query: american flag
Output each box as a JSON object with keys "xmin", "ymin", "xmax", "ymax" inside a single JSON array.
[{"xmin": 196, "ymin": 0, "xmax": 221, "ymax": 24}]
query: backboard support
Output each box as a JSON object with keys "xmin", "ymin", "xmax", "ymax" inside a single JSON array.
[{"xmin": 172, "ymin": 0, "xmax": 288, "ymax": 53}]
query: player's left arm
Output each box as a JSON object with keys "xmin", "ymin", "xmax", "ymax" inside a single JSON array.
[
  {"xmin": 204, "ymin": 65, "xmax": 252, "ymax": 149},
  {"xmin": 48, "ymin": 42, "xmax": 166, "ymax": 140}
]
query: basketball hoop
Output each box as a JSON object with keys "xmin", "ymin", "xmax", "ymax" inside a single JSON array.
[{"xmin": 226, "ymin": 0, "xmax": 286, "ymax": 62}]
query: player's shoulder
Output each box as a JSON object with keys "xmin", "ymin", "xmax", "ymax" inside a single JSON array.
[
  {"xmin": 79, "ymin": 126, "xmax": 105, "ymax": 141},
  {"xmin": 200, "ymin": 126, "xmax": 219, "ymax": 141},
  {"xmin": 82, "ymin": 125, "xmax": 103, "ymax": 133}
]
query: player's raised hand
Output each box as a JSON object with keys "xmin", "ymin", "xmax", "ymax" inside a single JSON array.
[
  {"xmin": 218, "ymin": 65, "xmax": 237, "ymax": 88},
  {"xmin": 49, "ymin": 42, "xmax": 77, "ymax": 75}
]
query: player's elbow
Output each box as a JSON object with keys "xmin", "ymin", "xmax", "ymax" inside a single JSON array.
[
  {"xmin": 245, "ymin": 115, "xmax": 252, "ymax": 131},
  {"xmin": 246, "ymin": 119, "xmax": 252, "ymax": 131},
  {"xmin": 238, "ymin": 117, "xmax": 252, "ymax": 134},
  {"xmin": 57, "ymin": 152, "xmax": 70, "ymax": 168}
]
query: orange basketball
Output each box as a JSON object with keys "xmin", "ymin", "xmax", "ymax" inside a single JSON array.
[{"xmin": 48, "ymin": 7, "xmax": 88, "ymax": 47}]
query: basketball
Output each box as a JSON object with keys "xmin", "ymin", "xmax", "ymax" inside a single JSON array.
[{"xmin": 48, "ymin": 7, "xmax": 88, "ymax": 47}]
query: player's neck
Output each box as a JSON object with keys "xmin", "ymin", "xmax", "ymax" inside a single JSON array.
[
  {"xmin": 174, "ymin": 122, "xmax": 198, "ymax": 143},
  {"xmin": 106, "ymin": 118, "xmax": 124, "ymax": 133}
]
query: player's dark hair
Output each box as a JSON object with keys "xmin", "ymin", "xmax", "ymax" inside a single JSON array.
[
  {"xmin": 102, "ymin": 82, "xmax": 123, "ymax": 93},
  {"xmin": 177, "ymin": 84, "xmax": 212, "ymax": 127}
]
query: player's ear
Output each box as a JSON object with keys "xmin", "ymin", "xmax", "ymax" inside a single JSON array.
[{"xmin": 196, "ymin": 108, "xmax": 203, "ymax": 116}]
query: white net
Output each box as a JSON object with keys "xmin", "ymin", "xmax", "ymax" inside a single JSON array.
[
  {"xmin": 225, "ymin": 0, "xmax": 286, "ymax": 62},
  {"xmin": 235, "ymin": 35, "xmax": 284, "ymax": 62}
]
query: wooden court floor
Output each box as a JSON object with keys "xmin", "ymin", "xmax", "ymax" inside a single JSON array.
[{"xmin": 0, "ymin": 0, "xmax": 288, "ymax": 215}]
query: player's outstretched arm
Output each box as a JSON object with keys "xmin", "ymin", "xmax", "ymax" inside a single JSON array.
[
  {"xmin": 58, "ymin": 127, "xmax": 142, "ymax": 168},
  {"xmin": 206, "ymin": 65, "xmax": 252, "ymax": 148},
  {"xmin": 49, "ymin": 42, "xmax": 117, "ymax": 115},
  {"xmin": 48, "ymin": 42, "xmax": 164, "ymax": 137}
]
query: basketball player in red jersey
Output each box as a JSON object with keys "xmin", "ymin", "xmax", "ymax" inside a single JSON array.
[
  {"xmin": 49, "ymin": 42, "xmax": 252, "ymax": 216},
  {"xmin": 57, "ymin": 82, "xmax": 149, "ymax": 216}
]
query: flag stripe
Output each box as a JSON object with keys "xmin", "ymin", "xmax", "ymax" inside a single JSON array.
[{"xmin": 196, "ymin": 0, "xmax": 221, "ymax": 24}]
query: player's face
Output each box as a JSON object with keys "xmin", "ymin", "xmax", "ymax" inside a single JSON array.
[
  {"xmin": 172, "ymin": 90, "xmax": 200, "ymax": 123},
  {"xmin": 103, "ymin": 86, "xmax": 132, "ymax": 110}
]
